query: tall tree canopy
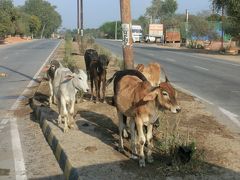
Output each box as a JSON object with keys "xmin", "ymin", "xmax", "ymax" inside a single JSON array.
[
  {"xmin": 0, "ymin": 0, "xmax": 16, "ymax": 37},
  {"xmin": 213, "ymin": 0, "xmax": 240, "ymax": 37},
  {"xmin": 145, "ymin": 0, "xmax": 178, "ymax": 20},
  {"xmin": 23, "ymin": 0, "xmax": 62, "ymax": 38}
]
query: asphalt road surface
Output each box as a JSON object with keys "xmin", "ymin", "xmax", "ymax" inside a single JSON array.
[
  {"xmin": 96, "ymin": 39, "xmax": 240, "ymax": 132},
  {"xmin": 0, "ymin": 40, "xmax": 60, "ymax": 109},
  {"xmin": 0, "ymin": 39, "xmax": 64, "ymax": 179}
]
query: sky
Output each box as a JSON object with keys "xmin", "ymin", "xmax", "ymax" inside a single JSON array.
[{"xmin": 13, "ymin": 0, "xmax": 211, "ymax": 29}]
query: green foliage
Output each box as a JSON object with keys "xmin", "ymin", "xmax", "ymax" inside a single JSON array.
[
  {"xmin": 132, "ymin": 16, "xmax": 149, "ymax": 35},
  {"xmin": 98, "ymin": 21, "xmax": 122, "ymax": 39},
  {"xmin": 23, "ymin": 0, "xmax": 62, "ymax": 38},
  {"xmin": 213, "ymin": 0, "xmax": 240, "ymax": 37},
  {"xmin": 29, "ymin": 15, "xmax": 41, "ymax": 37},
  {"xmin": 0, "ymin": 0, "xmax": 61, "ymax": 38},
  {"xmin": 13, "ymin": 11, "xmax": 31, "ymax": 36},
  {"xmin": 0, "ymin": 0, "xmax": 15, "ymax": 37},
  {"xmin": 188, "ymin": 15, "xmax": 216, "ymax": 39},
  {"xmin": 62, "ymin": 32, "xmax": 76, "ymax": 69},
  {"xmin": 145, "ymin": 0, "xmax": 178, "ymax": 19},
  {"xmin": 161, "ymin": 0, "xmax": 178, "ymax": 16}
]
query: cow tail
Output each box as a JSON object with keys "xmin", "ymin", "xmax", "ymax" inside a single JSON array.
[{"xmin": 106, "ymin": 71, "xmax": 118, "ymax": 87}]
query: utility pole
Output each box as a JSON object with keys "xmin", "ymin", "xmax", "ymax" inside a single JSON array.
[
  {"xmin": 115, "ymin": 21, "xmax": 118, "ymax": 40},
  {"xmin": 120, "ymin": 0, "xmax": 134, "ymax": 69},
  {"xmin": 77, "ymin": 0, "xmax": 84, "ymax": 53},
  {"xmin": 221, "ymin": 5, "xmax": 224, "ymax": 51},
  {"xmin": 185, "ymin": 9, "xmax": 189, "ymax": 46}
]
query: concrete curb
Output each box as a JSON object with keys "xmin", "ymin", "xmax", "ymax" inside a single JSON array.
[{"xmin": 35, "ymin": 106, "xmax": 80, "ymax": 180}]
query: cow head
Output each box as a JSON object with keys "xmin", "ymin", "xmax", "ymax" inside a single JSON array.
[
  {"xmin": 158, "ymin": 81, "xmax": 181, "ymax": 113},
  {"xmin": 67, "ymin": 69, "xmax": 89, "ymax": 93},
  {"xmin": 99, "ymin": 54, "xmax": 109, "ymax": 70},
  {"xmin": 143, "ymin": 78, "xmax": 181, "ymax": 113},
  {"xmin": 88, "ymin": 49, "xmax": 98, "ymax": 61},
  {"xmin": 50, "ymin": 60, "xmax": 61, "ymax": 71}
]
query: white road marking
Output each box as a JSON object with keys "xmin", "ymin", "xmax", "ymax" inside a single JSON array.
[
  {"xmin": 168, "ymin": 51, "xmax": 240, "ymax": 67},
  {"xmin": 10, "ymin": 117, "xmax": 27, "ymax": 180},
  {"xmin": 0, "ymin": 118, "xmax": 9, "ymax": 125},
  {"xmin": 194, "ymin": 65, "xmax": 209, "ymax": 71},
  {"xmin": 9, "ymin": 40, "xmax": 62, "ymax": 180},
  {"xmin": 166, "ymin": 58, "xmax": 176, "ymax": 62},
  {"xmin": 219, "ymin": 107, "xmax": 240, "ymax": 128},
  {"xmin": 231, "ymin": 90, "xmax": 240, "ymax": 93}
]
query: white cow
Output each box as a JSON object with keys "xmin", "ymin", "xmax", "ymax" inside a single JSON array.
[{"xmin": 53, "ymin": 67, "xmax": 89, "ymax": 132}]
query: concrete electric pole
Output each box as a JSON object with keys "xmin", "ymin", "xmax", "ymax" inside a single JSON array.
[
  {"xmin": 77, "ymin": 0, "xmax": 84, "ymax": 53},
  {"xmin": 120, "ymin": 0, "xmax": 134, "ymax": 69},
  {"xmin": 185, "ymin": 9, "xmax": 189, "ymax": 46}
]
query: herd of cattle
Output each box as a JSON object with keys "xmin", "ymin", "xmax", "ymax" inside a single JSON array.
[{"xmin": 46, "ymin": 48, "xmax": 181, "ymax": 167}]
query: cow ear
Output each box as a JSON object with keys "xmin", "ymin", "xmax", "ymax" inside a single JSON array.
[
  {"xmin": 136, "ymin": 64, "xmax": 144, "ymax": 72},
  {"xmin": 65, "ymin": 74, "xmax": 74, "ymax": 80},
  {"xmin": 143, "ymin": 90, "xmax": 157, "ymax": 101}
]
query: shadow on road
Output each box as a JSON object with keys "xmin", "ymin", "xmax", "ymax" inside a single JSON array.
[{"xmin": 0, "ymin": 65, "xmax": 41, "ymax": 83}]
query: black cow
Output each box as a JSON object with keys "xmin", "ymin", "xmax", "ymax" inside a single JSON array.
[
  {"xmin": 89, "ymin": 54, "xmax": 109, "ymax": 103},
  {"xmin": 84, "ymin": 49, "xmax": 98, "ymax": 80}
]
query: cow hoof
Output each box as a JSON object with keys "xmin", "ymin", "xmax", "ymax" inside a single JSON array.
[
  {"xmin": 63, "ymin": 127, "xmax": 69, "ymax": 133},
  {"xmin": 131, "ymin": 154, "xmax": 138, "ymax": 160},
  {"xmin": 139, "ymin": 159, "xmax": 146, "ymax": 167},
  {"xmin": 147, "ymin": 156, "xmax": 154, "ymax": 163},
  {"xmin": 69, "ymin": 124, "xmax": 76, "ymax": 130}
]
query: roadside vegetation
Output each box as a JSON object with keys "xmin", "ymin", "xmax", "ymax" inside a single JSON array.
[{"xmin": 0, "ymin": 0, "xmax": 61, "ymax": 39}]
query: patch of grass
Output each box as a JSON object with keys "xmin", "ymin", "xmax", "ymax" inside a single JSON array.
[
  {"xmin": 154, "ymin": 110, "xmax": 206, "ymax": 174},
  {"xmin": 62, "ymin": 33, "xmax": 77, "ymax": 70}
]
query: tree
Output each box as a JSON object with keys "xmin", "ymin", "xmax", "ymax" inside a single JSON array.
[
  {"xmin": 145, "ymin": 0, "xmax": 178, "ymax": 20},
  {"xmin": 29, "ymin": 15, "xmax": 41, "ymax": 38},
  {"xmin": 132, "ymin": 16, "xmax": 149, "ymax": 35},
  {"xmin": 188, "ymin": 15, "xmax": 218, "ymax": 40},
  {"xmin": 213, "ymin": 0, "xmax": 240, "ymax": 37},
  {"xmin": 98, "ymin": 21, "xmax": 122, "ymax": 39},
  {"xmin": 0, "ymin": 0, "xmax": 15, "ymax": 37},
  {"xmin": 13, "ymin": 11, "xmax": 31, "ymax": 36},
  {"xmin": 23, "ymin": 0, "xmax": 62, "ymax": 38},
  {"xmin": 213, "ymin": 0, "xmax": 240, "ymax": 19}
]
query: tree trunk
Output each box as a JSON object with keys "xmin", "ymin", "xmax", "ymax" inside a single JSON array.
[{"xmin": 40, "ymin": 24, "xmax": 46, "ymax": 39}]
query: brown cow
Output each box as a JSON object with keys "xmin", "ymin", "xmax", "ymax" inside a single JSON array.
[
  {"xmin": 136, "ymin": 62, "xmax": 161, "ymax": 86},
  {"xmin": 107, "ymin": 69, "xmax": 180, "ymax": 167},
  {"xmin": 136, "ymin": 62, "xmax": 162, "ymax": 127}
]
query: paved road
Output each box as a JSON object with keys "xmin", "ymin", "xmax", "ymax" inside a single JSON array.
[
  {"xmin": 0, "ymin": 40, "xmax": 64, "ymax": 179},
  {"xmin": 0, "ymin": 40, "xmax": 59, "ymax": 109},
  {"xmin": 96, "ymin": 39, "xmax": 240, "ymax": 132}
]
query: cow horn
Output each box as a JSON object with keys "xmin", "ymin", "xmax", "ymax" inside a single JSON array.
[
  {"xmin": 161, "ymin": 67, "xmax": 169, "ymax": 82},
  {"xmin": 151, "ymin": 85, "xmax": 160, "ymax": 92}
]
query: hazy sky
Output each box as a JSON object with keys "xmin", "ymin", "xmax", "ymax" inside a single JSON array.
[{"xmin": 13, "ymin": 0, "xmax": 211, "ymax": 29}]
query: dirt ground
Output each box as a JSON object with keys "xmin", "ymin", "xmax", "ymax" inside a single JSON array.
[
  {"xmin": 35, "ymin": 41, "xmax": 240, "ymax": 179},
  {"xmin": 0, "ymin": 36, "xmax": 31, "ymax": 45}
]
